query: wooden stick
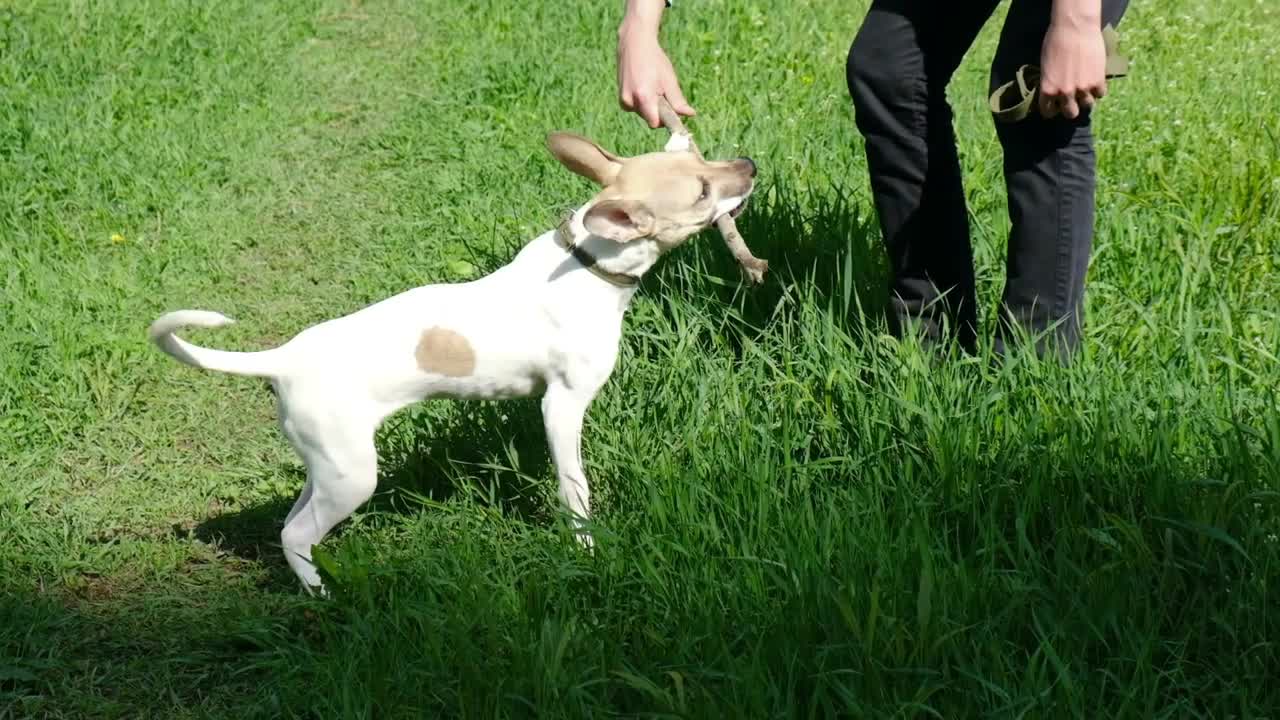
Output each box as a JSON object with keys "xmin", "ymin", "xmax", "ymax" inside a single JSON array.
[
  {"xmin": 656, "ymin": 98, "xmax": 769, "ymax": 284},
  {"xmin": 657, "ymin": 101, "xmax": 695, "ymax": 150}
]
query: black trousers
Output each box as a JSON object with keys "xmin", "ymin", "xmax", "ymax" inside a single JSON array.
[{"xmin": 847, "ymin": 0, "xmax": 1130, "ymax": 360}]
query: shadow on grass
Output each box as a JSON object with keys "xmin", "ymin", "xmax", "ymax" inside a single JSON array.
[
  {"xmin": 190, "ymin": 399, "xmax": 557, "ymax": 581},
  {"xmin": 645, "ymin": 177, "xmax": 890, "ymax": 342},
  {"xmin": 220, "ymin": 436, "xmax": 1280, "ymax": 717},
  {"xmin": 0, "ymin": 579, "xmax": 311, "ymax": 717},
  {"xmin": 188, "ymin": 467, "xmax": 304, "ymax": 590},
  {"xmin": 366, "ymin": 398, "xmax": 555, "ymax": 523},
  {"xmin": 10, "ymin": 407, "xmax": 1277, "ymax": 718}
]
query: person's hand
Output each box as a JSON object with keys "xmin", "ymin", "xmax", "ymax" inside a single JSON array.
[
  {"xmin": 1038, "ymin": 16, "xmax": 1108, "ymax": 120},
  {"xmin": 617, "ymin": 22, "xmax": 695, "ymax": 128}
]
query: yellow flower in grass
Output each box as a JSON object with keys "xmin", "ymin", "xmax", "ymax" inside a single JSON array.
[{"xmin": 110, "ymin": 232, "xmax": 125, "ymax": 244}]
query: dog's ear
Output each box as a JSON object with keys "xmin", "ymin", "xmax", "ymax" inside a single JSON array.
[
  {"xmin": 583, "ymin": 198, "xmax": 655, "ymax": 243},
  {"xmin": 546, "ymin": 132, "xmax": 624, "ymax": 186}
]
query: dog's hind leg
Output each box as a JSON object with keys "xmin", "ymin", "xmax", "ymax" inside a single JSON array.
[
  {"xmin": 282, "ymin": 477, "xmax": 314, "ymax": 529},
  {"xmin": 278, "ymin": 410, "xmax": 379, "ymax": 594},
  {"xmin": 541, "ymin": 381, "xmax": 599, "ymax": 547}
]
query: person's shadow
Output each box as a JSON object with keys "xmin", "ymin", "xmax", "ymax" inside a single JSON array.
[{"xmin": 191, "ymin": 176, "xmax": 887, "ymax": 585}]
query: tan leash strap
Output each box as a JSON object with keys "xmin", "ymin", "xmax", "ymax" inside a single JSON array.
[{"xmin": 990, "ymin": 24, "xmax": 1130, "ymax": 124}]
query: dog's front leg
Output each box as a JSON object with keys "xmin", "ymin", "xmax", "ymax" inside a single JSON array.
[{"xmin": 540, "ymin": 381, "xmax": 597, "ymax": 547}]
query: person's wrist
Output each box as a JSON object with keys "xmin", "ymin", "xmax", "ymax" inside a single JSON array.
[
  {"xmin": 1050, "ymin": 0, "xmax": 1101, "ymax": 30},
  {"xmin": 619, "ymin": 0, "xmax": 664, "ymax": 40},
  {"xmin": 618, "ymin": 19, "xmax": 658, "ymax": 44}
]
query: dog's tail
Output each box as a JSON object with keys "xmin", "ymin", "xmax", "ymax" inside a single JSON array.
[{"xmin": 148, "ymin": 310, "xmax": 285, "ymax": 379}]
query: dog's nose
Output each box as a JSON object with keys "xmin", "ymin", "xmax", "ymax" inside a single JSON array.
[{"xmin": 739, "ymin": 156, "xmax": 758, "ymax": 178}]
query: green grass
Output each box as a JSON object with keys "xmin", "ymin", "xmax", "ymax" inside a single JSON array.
[{"xmin": 2, "ymin": 0, "xmax": 1279, "ymax": 716}]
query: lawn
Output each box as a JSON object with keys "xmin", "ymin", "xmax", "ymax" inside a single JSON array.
[{"xmin": 2, "ymin": 0, "xmax": 1279, "ymax": 717}]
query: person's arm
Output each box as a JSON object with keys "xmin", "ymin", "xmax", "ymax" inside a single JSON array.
[
  {"xmin": 1039, "ymin": 0, "xmax": 1107, "ymax": 120},
  {"xmin": 617, "ymin": 0, "xmax": 695, "ymax": 128}
]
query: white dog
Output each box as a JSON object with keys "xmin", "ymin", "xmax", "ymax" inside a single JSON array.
[{"xmin": 149, "ymin": 131, "xmax": 756, "ymax": 593}]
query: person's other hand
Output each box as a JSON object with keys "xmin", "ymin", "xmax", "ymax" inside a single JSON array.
[
  {"xmin": 617, "ymin": 25, "xmax": 695, "ymax": 128},
  {"xmin": 1039, "ymin": 18, "xmax": 1107, "ymax": 119}
]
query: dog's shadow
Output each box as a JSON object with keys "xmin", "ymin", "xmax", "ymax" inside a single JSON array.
[
  {"xmin": 192, "ymin": 397, "xmax": 554, "ymax": 585},
  {"xmin": 365, "ymin": 398, "xmax": 555, "ymax": 521}
]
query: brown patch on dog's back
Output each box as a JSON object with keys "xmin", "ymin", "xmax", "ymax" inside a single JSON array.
[{"xmin": 415, "ymin": 327, "xmax": 476, "ymax": 376}]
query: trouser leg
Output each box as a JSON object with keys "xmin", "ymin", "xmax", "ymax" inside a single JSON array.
[
  {"xmin": 990, "ymin": 0, "xmax": 1132, "ymax": 360},
  {"xmin": 847, "ymin": 0, "xmax": 1001, "ymax": 353}
]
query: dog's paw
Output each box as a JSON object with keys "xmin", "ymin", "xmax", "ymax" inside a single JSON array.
[
  {"xmin": 573, "ymin": 529, "xmax": 596, "ymax": 554},
  {"xmin": 743, "ymin": 259, "xmax": 769, "ymax": 285}
]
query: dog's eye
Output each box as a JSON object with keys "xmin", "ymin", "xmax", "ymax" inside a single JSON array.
[{"xmin": 698, "ymin": 178, "xmax": 710, "ymax": 202}]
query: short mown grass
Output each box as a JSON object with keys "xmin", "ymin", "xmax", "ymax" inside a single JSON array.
[{"xmin": 2, "ymin": 0, "xmax": 1278, "ymax": 717}]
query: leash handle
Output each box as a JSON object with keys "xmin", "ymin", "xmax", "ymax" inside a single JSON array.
[{"xmin": 989, "ymin": 23, "xmax": 1129, "ymax": 124}]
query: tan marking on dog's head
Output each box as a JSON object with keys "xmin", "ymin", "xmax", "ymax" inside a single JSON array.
[
  {"xmin": 415, "ymin": 327, "xmax": 476, "ymax": 377},
  {"xmin": 547, "ymin": 132, "xmax": 756, "ymax": 250}
]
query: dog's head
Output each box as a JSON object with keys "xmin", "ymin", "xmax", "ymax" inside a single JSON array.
[{"xmin": 547, "ymin": 132, "xmax": 756, "ymax": 251}]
